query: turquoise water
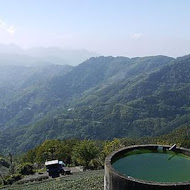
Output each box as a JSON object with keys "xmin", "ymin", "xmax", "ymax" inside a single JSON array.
[{"xmin": 112, "ymin": 149, "xmax": 190, "ymax": 183}]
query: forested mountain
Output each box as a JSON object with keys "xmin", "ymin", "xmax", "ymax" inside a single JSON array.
[
  {"xmin": 0, "ymin": 64, "xmax": 73, "ymax": 130},
  {"xmin": 0, "ymin": 56, "xmax": 172, "ymax": 130},
  {"xmin": 1, "ymin": 54, "xmax": 190, "ymax": 154}
]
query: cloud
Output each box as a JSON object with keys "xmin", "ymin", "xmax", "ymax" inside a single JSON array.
[
  {"xmin": 7, "ymin": 26, "xmax": 16, "ymax": 34},
  {"xmin": 0, "ymin": 18, "xmax": 16, "ymax": 35},
  {"xmin": 131, "ymin": 33, "xmax": 143, "ymax": 40}
]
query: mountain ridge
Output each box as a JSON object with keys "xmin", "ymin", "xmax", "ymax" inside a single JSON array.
[
  {"xmin": 0, "ymin": 44, "xmax": 100, "ymax": 66},
  {"xmin": 0, "ymin": 54, "xmax": 189, "ymax": 153}
]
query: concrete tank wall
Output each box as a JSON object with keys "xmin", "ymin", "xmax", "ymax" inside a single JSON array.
[{"xmin": 104, "ymin": 145, "xmax": 190, "ymax": 190}]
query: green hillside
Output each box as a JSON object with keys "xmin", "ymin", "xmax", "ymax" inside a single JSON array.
[
  {"xmin": 0, "ymin": 64, "xmax": 72, "ymax": 130},
  {"xmin": 1, "ymin": 55, "xmax": 190, "ymax": 153}
]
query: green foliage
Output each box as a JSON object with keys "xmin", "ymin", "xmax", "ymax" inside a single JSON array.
[
  {"xmin": 20, "ymin": 125, "xmax": 190, "ymax": 169},
  {"xmin": 72, "ymin": 140, "xmax": 99, "ymax": 169},
  {"xmin": 3, "ymin": 170, "xmax": 104, "ymax": 190},
  {"xmin": 102, "ymin": 139, "xmax": 123, "ymax": 156},
  {"xmin": 4, "ymin": 173, "xmax": 22, "ymax": 185},
  {"xmin": 16, "ymin": 162, "xmax": 34, "ymax": 175},
  {"xmin": 23, "ymin": 139, "xmax": 79, "ymax": 165},
  {"xmin": 156, "ymin": 125, "xmax": 190, "ymax": 146},
  {"xmin": 21, "ymin": 139, "xmax": 105, "ymax": 170},
  {"xmin": 181, "ymin": 140, "xmax": 190, "ymax": 148},
  {"xmin": 1, "ymin": 55, "xmax": 190, "ymax": 154}
]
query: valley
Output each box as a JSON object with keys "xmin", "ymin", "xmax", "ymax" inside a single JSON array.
[{"xmin": 0, "ymin": 55, "xmax": 189, "ymax": 154}]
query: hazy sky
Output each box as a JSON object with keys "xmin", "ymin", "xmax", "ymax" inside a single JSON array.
[{"xmin": 0, "ymin": 0, "xmax": 190, "ymax": 57}]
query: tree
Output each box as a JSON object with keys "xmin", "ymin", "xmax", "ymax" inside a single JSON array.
[
  {"xmin": 72, "ymin": 140, "xmax": 99, "ymax": 169},
  {"xmin": 16, "ymin": 162, "xmax": 34, "ymax": 175},
  {"xmin": 102, "ymin": 139, "xmax": 123, "ymax": 157}
]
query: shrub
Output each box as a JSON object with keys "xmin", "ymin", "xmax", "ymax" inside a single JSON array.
[
  {"xmin": 16, "ymin": 162, "xmax": 34, "ymax": 175},
  {"xmin": 4, "ymin": 174, "xmax": 22, "ymax": 185}
]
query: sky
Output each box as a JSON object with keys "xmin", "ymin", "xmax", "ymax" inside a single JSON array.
[{"xmin": 0, "ymin": 0, "xmax": 190, "ymax": 57}]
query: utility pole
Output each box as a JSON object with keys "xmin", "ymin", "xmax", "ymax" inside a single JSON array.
[{"xmin": 8, "ymin": 153, "xmax": 14, "ymax": 175}]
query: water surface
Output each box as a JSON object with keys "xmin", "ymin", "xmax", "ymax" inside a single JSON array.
[{"xmin": 112, "ymin": 149, "xmax": 190, "ymax": 183}]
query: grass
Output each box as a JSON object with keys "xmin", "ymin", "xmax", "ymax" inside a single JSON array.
[{"xmin": 1, "ymin": 170, "xmax": 104, "ymax": 190}]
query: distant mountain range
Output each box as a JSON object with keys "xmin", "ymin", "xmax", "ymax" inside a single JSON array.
[
  {"xmin": 0, "ymin": 44, "xmax": 99, "ymax": 66},
  {"xmin": 0, "ymin": 53, "xmax": 190, "ymax": 154}
]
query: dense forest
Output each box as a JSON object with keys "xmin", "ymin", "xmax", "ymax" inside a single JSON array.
[
  {"xmin": 21, "ymin": 125, "xmax": 190, "ymax": 167},
  {"xmin": 0, "ymin": 55, "xmax": 190, "ymax": 154},
  {"xmin": 1, "ymin": 125, "xmax": 190, "ymax": 186}
]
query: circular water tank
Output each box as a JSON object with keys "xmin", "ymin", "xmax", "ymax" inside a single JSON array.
[{"xmin": 104, "ymin": 145, "xmax": 190, "ymax": 190}]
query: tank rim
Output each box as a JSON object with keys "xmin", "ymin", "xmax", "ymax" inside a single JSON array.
[{"xmin": 105, "ymin": 144, "xmax": 190, "ymax": 186}]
